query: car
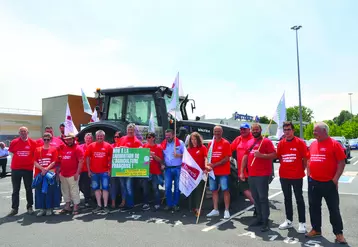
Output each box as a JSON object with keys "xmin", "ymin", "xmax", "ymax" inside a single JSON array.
[
  {"xmin": 336, "ymin": 140, "xmax": 350, "ymax": 164},
  {"xmin": 306, "ymin": 139, "xmax": 316, "ymax": 149},
  {"xmin": 331, "ymin": 136, "xmax": 351, "ymax": 158},
  {"xmin": 349, "ymin": 139, "xmax": 358, "ymax": 150}
]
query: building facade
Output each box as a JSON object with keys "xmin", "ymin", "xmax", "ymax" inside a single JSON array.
[
  {"xmin": 42, "ymin": 94, "xmax": 97, "ymax": 136},
  {"xmin": 0, "ymin": 109, "xmax": 42, "ymax": 146}
]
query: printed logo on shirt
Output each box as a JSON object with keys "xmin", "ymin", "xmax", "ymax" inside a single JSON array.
[
  {"xmin": 25, "ymin": 146, "xmax": 30, "ymax": 149},
  {"xmin": 217, "ymin": 146, "xmax": 223, "ymax": 150},
  {"xmin": 290, "ymin": 148, "xmax": 297, "ymax": 151},
  {"xmin": 320, "ymin": 148, "xmax": 327, "ymax": 152}
]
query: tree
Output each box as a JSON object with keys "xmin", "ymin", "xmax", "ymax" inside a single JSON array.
[
  {"xmin": 286, "ymin": 106, "xmax": 314, "ymax": 123},
  {"xmin": 341, "ymin": 121, "xmax": 358, "ymax": 139},
  {"xmin": 333, "ymin": 110, "xmax": 353, "ymax": 126},
  {"xmin": 303, "ymin": 123, "xmax": 314, "ymax": 140},
  {"xmin": 259, "ymin": 116, "xmax": 270, "ymax": 124}
]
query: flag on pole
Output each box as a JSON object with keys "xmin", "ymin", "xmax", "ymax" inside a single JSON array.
[
  {"xmin": 64, "ymin": 103, "xmax": 78, "ymax": 135},
  {"xmin": 179, "ymin": 147, "xmax": 204, "ymax": 197},
  {"xmin": 90, "ymin": 109, "xmax": 99, "ymax": 122},
  {"xmin": 273, "ymin": 92, "xmax": 286, "ymax": 139},
  {"xmin": 148, "ymin": 112, "xmax": 155, "ymax": 132},
  {"xmin": 81, "ymin": 88, "xmax": 93, "ymax": 116},
  {"xmin": 166, "ymin": 72, "xmax": 183, "ymax": 121},
  {"xmin": 167, "ymin": 72, "xmax": 179, "ymax": 113},
  {"xmin": 207, "ymin": 136, "xmax": 216, "ymax": 180}
]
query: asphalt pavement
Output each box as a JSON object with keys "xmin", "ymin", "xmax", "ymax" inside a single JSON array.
[{"xmin": 0, "ymin": 151, "xmax": 357, "ymax": 247}]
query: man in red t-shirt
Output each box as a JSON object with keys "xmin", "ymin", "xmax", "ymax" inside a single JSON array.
[
  {"xmin": 276, "ymin": 121, "xmax": 308, "ymax": 233},
  {"xmin": 206, "ymin": 126, "xmax": 232, "ymax": 219},
  {"xmin": 305, "ymin": 122, "xmax": 347, "ymax": 244},
  {"xmin": 86, "ymin": 129, "xmax": 113, "ymax": 214},
  {"xmin": 114, "ymin": 123, "xmax": 142, "ymax": 211},
  {"xmin": 142, "ymin": 132, "xmax": 163, "ymax": 210},
  {"xmin": 59, "ymin": 133, "xmax": 84, "ymax": 215},
  {"xmin": 241, "ymin": 123, "xmax": 276, "ymax": 232},
  {"xmin": 231, "ymin": 123, "xmax": 255, "ymax": 207},
  {"xmin": 7, "ymin": 126, "xmax": 37, "ymax": 216}
]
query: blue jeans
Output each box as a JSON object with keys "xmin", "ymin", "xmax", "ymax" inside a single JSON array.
[
  {"xmin": 119, "ymin": 177, "xmax": 133, "ymax": 207},
  {"xmin": 164, "ymin": 166, "xmax": 181, "ymax": 207},
  {"xmin": 209, "ymin": 175, "xmax": 229, "ymax": 191},
  {"xmin": 141, "ymin": 175, "xmax": 161, "ymax": 205},
  {"xmin": 110, "ymin": 177, "xmax": 121, "ymax": 201}
]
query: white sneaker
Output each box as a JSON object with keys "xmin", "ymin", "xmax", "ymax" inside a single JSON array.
[
  {"xmin": 36, "ymin": 209, "xmax": 45, "ymax": 217},
  {"xmin": 223, "ymin": 210, "xmax": 230, "ymax": 219},
  {"xmin": 206, "ymin": 209, "xmax": 220, "ymax": 217},
  {"xmin": 298, "ymin": 222, "xmax": 306, "ymax": 233},
  {"xmin": 279, "ymin": 219, "xmax": 293, "ymax": 230},
  {"xmin": 46, "ymin": 209, "xmax": 53, "ymax": 216}
]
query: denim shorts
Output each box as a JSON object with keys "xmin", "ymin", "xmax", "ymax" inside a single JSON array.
[
  {"xmin": 209, "ymin": 175, "xmax": 229, "ymax": 191},
  {"xmin": 91, "ymin": 172, "xmax": 109, "ymax": 191}
]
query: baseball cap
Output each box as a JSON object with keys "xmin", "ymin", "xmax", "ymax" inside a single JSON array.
[
  {"xmin": 64, "ymin": 133, "xmax": 76, "ymax": 139},
  {"xmin": 240, "ymin": 123, "xmax": 250, "ymax": 129}
]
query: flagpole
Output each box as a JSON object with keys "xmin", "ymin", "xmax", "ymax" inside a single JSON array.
[
  {"xmin": 250, "ymin": 117, "xmax": 274, "ymax": 167},
  {"xmin": 196, "ymin": 176, "xmax": 208, "ymax": 224}
]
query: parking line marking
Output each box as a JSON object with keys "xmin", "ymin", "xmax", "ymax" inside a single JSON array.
[
  {"xmin": 201, "ymin": 191, "xmax": 283, "ymax": 232},
  {"xmin": 353, "ymin": 160, "xmax": 358, "ymax": 166}
]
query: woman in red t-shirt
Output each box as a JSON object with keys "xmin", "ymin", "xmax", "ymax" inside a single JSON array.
[
  {"xmin": 33, "ymin": 133, "xmax": 59, "ymax": 216},
  {"xmin": 79, "ymin": 133, "xmax": 93, "ymax": 207},
  {"xmin": 187, "ymin": 132, "xmax": 207, "ymax": 216}
]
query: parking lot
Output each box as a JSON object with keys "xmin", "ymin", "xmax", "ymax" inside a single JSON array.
[{"xmin": 0, "ymin": 151, "xmax": 357, "ymax": 247}]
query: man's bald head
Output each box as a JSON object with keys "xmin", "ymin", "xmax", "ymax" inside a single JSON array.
[{"xmin": 213, "ymin": 125, "xmax": 223, "ymax": 140}]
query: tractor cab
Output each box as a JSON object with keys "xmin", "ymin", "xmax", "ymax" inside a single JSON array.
[{"xmin": 77, "ymin": 86, "xmax": 192, "ymax": 143}]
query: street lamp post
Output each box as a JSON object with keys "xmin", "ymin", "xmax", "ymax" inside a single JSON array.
[
  {"xmin": 348, "ymin": 93, "xmax": 353, "ymax": 121},
  {"xmin": 291, "ymin": 25, "xmax": 303, "ymax": 139}
]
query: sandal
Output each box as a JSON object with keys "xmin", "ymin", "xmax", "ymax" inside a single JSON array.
[
  {"xmin": 59, "ymin": 208, "xmax": 71, "ymax": 214},
  {"xmin": 72, "ymin": 210, "xmax": 79, "ymax": 215}
]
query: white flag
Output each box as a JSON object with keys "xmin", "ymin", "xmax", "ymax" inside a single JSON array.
[
  {"xmin": 148, "ymin": 112, "xmax": 155, "ymax": 132},
  {"xmin": 81, "ymin": 88, "xmax": 93, "ymax": 116},
  {"xmin": 90, "ymin": 109, "xmax": 99, "ymax": 122},
  {"xmin": 179, "ymin": 147, "xmax": 204, "ymax": 197},
  {"xmin": 207, "ymin": 136, "xmax": 216, "ymax": 180},
  {"xmin": 273, "ymin": 92, "xmax": 286, "ymax": 139},
  {"xmin": 166, "ymin": 72, "xmax": 182, "ymax": 120},
  {"xmin": 64, "ymin": 103, "xmax": 78, "ymax": 135}
]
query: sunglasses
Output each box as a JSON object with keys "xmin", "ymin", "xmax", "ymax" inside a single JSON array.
[
  {"xmin": 283, "ymin": 129, "xmax": 292, "ymax": 131},
  {"xmin": 114, "ymin": 136, "xmax": 121, "ymax": 138},
  {"xmin": 43, "ymin": 139, "xmax": 51, "ymax": 142},
  {"xmin": 146, "ymin": 136, "xmax": 154, "ymax": 139}
]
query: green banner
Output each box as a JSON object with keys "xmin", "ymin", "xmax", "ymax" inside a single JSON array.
[{"xmin": 111, "ymin": 148, "xmax": 150, "ymax": 178}]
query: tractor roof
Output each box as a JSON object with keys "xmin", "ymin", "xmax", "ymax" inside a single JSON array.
[{"xmin": 100, "ymin": 86, "xmax": 170, "ymax": 95}]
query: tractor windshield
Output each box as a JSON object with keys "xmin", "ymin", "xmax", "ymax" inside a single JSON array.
[{"xmin": 126, "ymin": 94, "xmax": 158, "ymax": 126}]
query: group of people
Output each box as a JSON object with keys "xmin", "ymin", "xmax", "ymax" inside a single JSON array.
[{"xmin": 5, "ymin": 121, "xmax": 347, "ymax": 244}]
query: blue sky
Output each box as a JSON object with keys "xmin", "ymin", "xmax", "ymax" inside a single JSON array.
[{"xmin": 0, "ymin": 0, "xmax": 357, "ymax": 121}]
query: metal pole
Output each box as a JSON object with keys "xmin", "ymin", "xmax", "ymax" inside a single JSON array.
[
  {"xmin": 349, "ymin": 93, "xmax": 353, "ymax": 121},
  {"xmin": 291, "ymin": 25, "xmax": 303, "ymax": 139}
]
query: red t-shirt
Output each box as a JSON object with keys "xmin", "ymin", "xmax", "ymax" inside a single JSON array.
[
  {"xmin": 85, "ymin": 141, "xmax": 113, "ymax": 173},
  {"xmin": 143, "ymin": 143, "xmax": 163, "ymax": 175},
  {"xmin": 231, "ymin": 134, "xmax": 254, "ymax": 178},
  {"xmin": 208, "ymin": 138, "xmax": 231, "ymax": 176},
  {"xmin": 309, "ymin": 137, "xmax": 346, "ymax": 182},
  {"xmin": 34, "ymin": 147, "xmax": 58, "ymax": 177},
  {"xmin": 9, "ymin": 138, "xmax": 37, "ymax": 171},
  {"xmin": 188, "ymin": 145, "xmax": 208, "ymax": 170},
  {"xmin": 276, "ymin": 137, "xmax": 308, "ymax": 179},
  {"xmin": 114, "ymin": 136, "xmax": 142, "ymax": 148},
  {"xmin": 79, "ymin": 143, "xmax": 92, "ymax": 172},
  {"xmin": 246, "ymin": 138, "xmax": 276, "ymax": 176},
  {"xmin": 60, "ymin": 144, "xmax": 84, "ymax": 177}
]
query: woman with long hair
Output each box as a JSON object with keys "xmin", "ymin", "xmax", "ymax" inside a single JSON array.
[
  {"xmin": 79, "ymin": 133, "xmax": 93, "ymax": 207},
  {"xmin": 187, "ymin": 132, "xmax": 208, "ymax": 216},
  {"xmin": 33, "ymin": 133, "xmax": 59, "ymax": 216}
]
